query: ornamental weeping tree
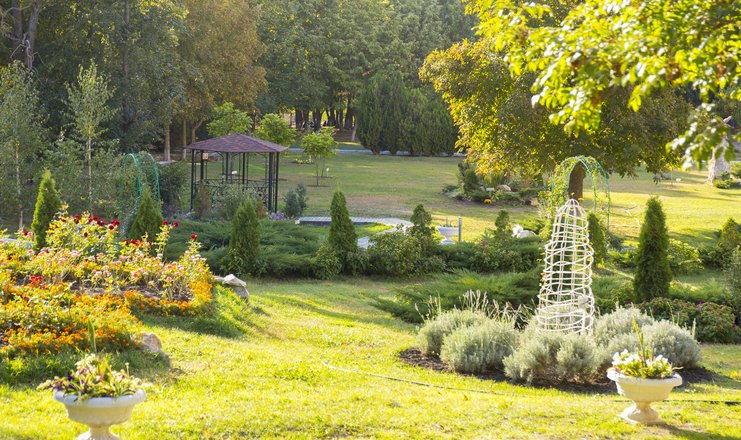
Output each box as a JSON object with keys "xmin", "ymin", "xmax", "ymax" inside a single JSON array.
[{"xmin": 65, "ymin": 63, "xmax": 116, "ymax": 212}]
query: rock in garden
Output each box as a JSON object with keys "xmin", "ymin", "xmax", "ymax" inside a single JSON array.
[
  {"xmin": 137, "ymin": 332, "xmax": 162, "ymax": 354},
  {"xmin": 218, "ymin": 274, "xmax": 250, "ymax": 302},
  {"xmin": 511, "ymin": 224, "xmax": 524, "ymax": 237},
  {"xmin": 496, "ymin": 184, "xmax": 512, "ymax": 192},
  {"xmin": 516, "ymin": 230, "xmax": 537, "ymax": 238}
]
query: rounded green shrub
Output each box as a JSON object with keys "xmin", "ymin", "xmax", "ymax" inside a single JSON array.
[
  {"xmin": 503, "ymin": 331, "xmax": 600, "ymax": 383},
  {"xmin": 417, "ymin": 310, "xmax": 489, "ymax": 356},
  {"xmin": 643, "ymin": 320, "xmax": 701, "ymax": 368},
  {"xmin": 367, "ymin": 230, "xmax": 423, "ymax": 276},
  {"xmin": 312, "ymin": 243, "xmax": 342, "ymax": 280},
  {"xmin": 593, "ymin": 308, "xmax": 655, "ymax": 346},
  {"xmin": 440, "ymin": 320, "xmax": 517, "ymax": 373}
]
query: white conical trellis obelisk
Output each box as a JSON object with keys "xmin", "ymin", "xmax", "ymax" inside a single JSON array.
[{"xmin": 536, "ymin": 199, "xmax": 595, "ymax": 334}]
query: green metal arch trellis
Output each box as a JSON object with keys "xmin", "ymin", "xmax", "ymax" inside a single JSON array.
[
  {"xmin": 117, "ymin": 152, "xmax": 160, "ymax": 234},
  {"xmin": 550, "ymin": 156, "xmax": 611, "ymax": 228}
]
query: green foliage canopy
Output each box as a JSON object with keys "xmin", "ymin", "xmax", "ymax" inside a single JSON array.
[{"xmin": 464, "ymin": 0, "xmax": 741, "ymax": 167}]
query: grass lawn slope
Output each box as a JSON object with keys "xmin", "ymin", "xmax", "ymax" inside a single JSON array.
[{"xmin": 3, "ymin": 281, "xmax": 739, "ymax": 439}]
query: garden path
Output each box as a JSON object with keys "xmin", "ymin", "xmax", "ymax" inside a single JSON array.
[{"xmin": 297, "ymin": 216, "xmax": 412, "ymax": 248}]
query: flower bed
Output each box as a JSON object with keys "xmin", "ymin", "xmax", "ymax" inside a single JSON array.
[{"xmin": 0, "ymin": 213, "xmax": 214, "ymax": 358}]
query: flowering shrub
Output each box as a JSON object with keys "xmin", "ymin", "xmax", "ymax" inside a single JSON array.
[
  {"xmin": 639, "ymin": 297, "xmax": 736, "ymax": 343},
  {"xmin": 38, "ymin": 353, "xmax": 143, "ymax": 400},
  {"xmin": 0, "ymin": 280, "xmax": 137, "ymax": 357},
  {"xmin": 18, "ymin": 212, "xmax": 213, "ymax": 312},
  {"xmin": 0, "ymin": 211, "xmax": 214, "ymax": 358}
]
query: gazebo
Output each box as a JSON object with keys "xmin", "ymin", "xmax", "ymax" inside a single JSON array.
[{"xmin": 187, "ymin": 134, "xmax": 288, "ymax": 212}]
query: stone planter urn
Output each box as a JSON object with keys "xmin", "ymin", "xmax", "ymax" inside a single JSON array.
[
  {"xmin": 54, "ymin": 389, "xmax": 146, "ymax": 440},
  {"xmin": 436, "ymin": 225, "xmax": 458, "ymax": 245},
  {"xmin": 607, "ymin": 368, "xmax": 682, "ymax": 425}
]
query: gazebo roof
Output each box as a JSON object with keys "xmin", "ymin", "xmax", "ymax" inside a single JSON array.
[{"xmin": 187, "ymin": 134, "xmax": 288, "ymax": 153}]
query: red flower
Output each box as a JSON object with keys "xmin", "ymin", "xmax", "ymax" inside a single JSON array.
[
  {"xmin": 108, "ymin": 225, "xmax": 115, "ymax": 230},
  {"xmin": 83, "ymin": 232, "xmax": 89, "ymax": 237},
  {"xmin": 190, "ymin": 234, "xmax": 198, "ymax": 240},
  {"xmin": 97, "ymin": 221, "xmax": 105, "ymax": 227},
  {"xmin": 173, "ymin": 222, "xmax": 179, "ymax": 227},
  {"xmin": 111, "ymin": 220, "xmax": 120, "ymax": 226},
  {"xmin": 163, "ymin": 221, "xmax": 169, "ymax": 226}
]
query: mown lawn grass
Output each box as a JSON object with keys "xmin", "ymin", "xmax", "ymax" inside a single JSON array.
[
  {"xmin": 2, "ymin": 281, "xmax": 739, "ymax": 439},
  {"xmin": 272, "ymin": 153, "xmax": 740, "ymax": 246}
]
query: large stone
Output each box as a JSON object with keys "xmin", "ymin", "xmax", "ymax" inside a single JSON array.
[
  {"xmin": 136, "ymin": 332, "xmax": 162, "ymax": 354},
  {"xmin": 216, "ymin": 274, "xmax": 250, "ymax": 302},
  {"xmin": 496, "ymin": 184, "xmax": 512, "ymax": 192},
  {"xmin": 516, "ymin": 230, "xmax": 537, "ymax": 239}
]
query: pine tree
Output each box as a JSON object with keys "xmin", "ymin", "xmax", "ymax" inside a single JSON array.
[
  {"xmin": 587, "ymin": 212, "xmax": 607, "ymax": 266},
  {"xmin": 31, "ymin": 170, "xmax": 62, "ymax": 251},
  {"xmin": 129, "ymin": 186, "xmax": 164, "ymax": 241},
  {"xmin": 633, "ymin": 197, "xmax": 672, "ymax": 300},
  {"xmin": 226, "ymin": 199, "xmax": 260, "ymax": 276},
  {"xmin": 328, "ymin": 190, "xmax": 357, "ymax": 266}
]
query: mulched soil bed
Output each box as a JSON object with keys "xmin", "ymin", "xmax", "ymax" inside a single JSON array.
[{"xmin": 399, "ymin": 347, "xmax": 724, "ymax": 394}]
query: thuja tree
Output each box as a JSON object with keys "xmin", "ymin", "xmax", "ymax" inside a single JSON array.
[
  {"xmin": 31, "ymin": 170, "xmax": 62, "ymax": 251},
  {"xmin": 634, "ymin": 197, "xmax": 671, "ymax": 300},
  {"xmin": 226, "ymin": 199, "xmax": 260, "ymax": 276},
  {"xmin": 328, "ymin": 190, "xmax": 357, "ymax": 266},
  {"xmin": 129, "ymin": 186, "xmax": 164, "ymax": 241}
]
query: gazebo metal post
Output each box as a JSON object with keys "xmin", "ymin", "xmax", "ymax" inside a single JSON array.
[
  {"xmin": 241, "ymin": 153, "xmax": 246, "ymax": 185},
  {"xmin": 199, "ymin": 151, "xmax": 205, "ymax": 181},
  {"xmin": 274, "ymin": 153, "xmax": 280, "ymax": 211},
  {"xmin": 267, "ymin": 152, "xmax": 274, "ymax": 211}
]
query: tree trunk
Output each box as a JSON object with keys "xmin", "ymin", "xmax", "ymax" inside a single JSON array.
[
  {"xmin": 86, "ymin": 137, "xmax": 93, "ymax": 211},
  {"xmin": 351, "ymin": 120, "xmax": 357, "ymax": 142},
  {"xmin": 344, "ymin": 97, "xmax": 354, "ymax": 130},
  {"xmin": 25, "ymin": 0, "xmax": 40, "ymax": 68},
  {"xmin": 121, "ymin": 0, "xmax": 131, "ymax": 137},
  {"xmin": 190, "ymin": 119, "xmax": 203, "ymax": 146},
  {"xmin": 15, "ymin": 142, "xmax": 22, "ymax": 228},
  {"xmin": 568, "ymin": 163, "xmax": 585, "ymax": 200},
  {"xmin": 295, "ymin": 108, "xmax": 304, "ymax": 131},
  {"xmin": 180, "ymin": 119, "xmax": 187, "ymax": 160},
  {"xmin": 9, "ymin": 0, "xmax": 41, "ymax": 68},
  {"xmin": 163, "ymin": 123, "xmax": 171, "ymax": 162}
]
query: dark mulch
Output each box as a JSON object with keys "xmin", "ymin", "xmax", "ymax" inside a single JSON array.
[{"xmin": 398, "ymin": 347, "xmax": 728, "ymax": 394}]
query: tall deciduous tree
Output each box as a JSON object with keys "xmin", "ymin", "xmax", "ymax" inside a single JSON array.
[
  {"xmin": 206, "ymin": 102, "xmax": 252, "ymax": 137},
  {"xmin": 254, "ymin": 114, "xmax": 295, "ymax": 146},
  {"xmin": 0, "ymin": 61, "xmax": 46, "ymax": 227},
  {"xmin": 177, "ymin": 0, "xmax": 266, "ymax": 151},
  {"xmin": 465, "ymin": 0, "xmax": 741, "ymax": 167},
  {"xmin": 65, "ymin": 63, "xmax": 116, "ymax": 210},
  {"xmin": 422, "ymin": 38, "xmax": 691, "ymax": 197}
]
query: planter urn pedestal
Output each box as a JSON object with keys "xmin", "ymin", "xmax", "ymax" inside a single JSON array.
[
  {"xmin": 54, "ymin": 390, "xmax": 146, "ymax": 440},
  {"xmin": 436, "ymin": 225, "xmax": 459, "ymax": 245},
  {"xmin": 607, "ymin": 369, "xmax": 681, "ymax": 425}
]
